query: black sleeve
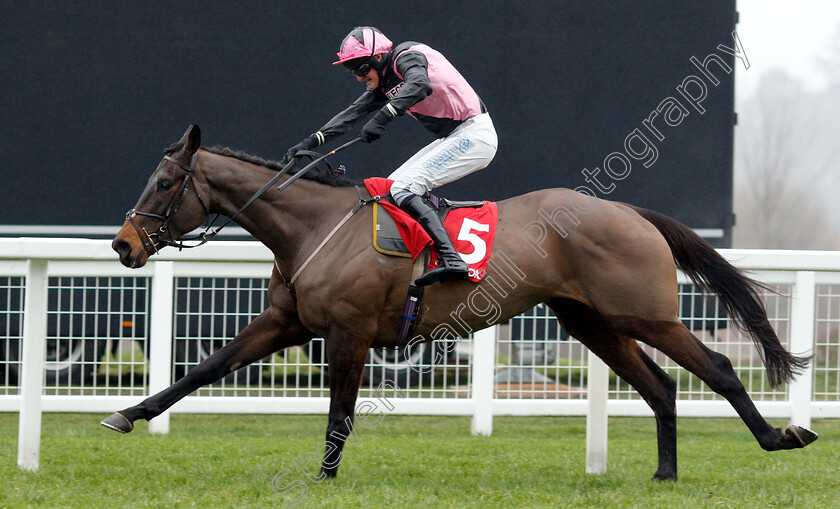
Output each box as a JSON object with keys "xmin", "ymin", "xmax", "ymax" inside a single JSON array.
[
  {"xmin": 317, "ymin": 91, "xmax": 386, "ymax": 143},
  {"xmin": 388, "ymin": 50, "xmax": 433, "ymax": 115}
]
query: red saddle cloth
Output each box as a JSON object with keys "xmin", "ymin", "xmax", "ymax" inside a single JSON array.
[{"xmin": 364, "ymin": 177, "xmax": 498, "ymax": 282}]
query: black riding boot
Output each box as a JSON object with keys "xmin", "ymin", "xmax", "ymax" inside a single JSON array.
[{"xmin": 398, "ymin": 193, "xmax": 468, "ymax": 286}]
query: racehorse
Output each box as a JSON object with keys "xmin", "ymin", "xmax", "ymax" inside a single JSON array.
[{"xmin": 102, "ymin": 125, "xmax": 817, "ymax": 481}]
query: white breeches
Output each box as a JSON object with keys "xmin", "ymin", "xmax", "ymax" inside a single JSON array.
[{"xmin": 388, "ymin": 113, "xmax": 498, "ymax": 196}]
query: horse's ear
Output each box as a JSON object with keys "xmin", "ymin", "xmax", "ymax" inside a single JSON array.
[
  {"xmin": 177, "ymin": 124, "xmax": 201, "ymax": 157},
  {"xmin": 184, "ymin": 124, "xmax": 201, "ymax": 157}
]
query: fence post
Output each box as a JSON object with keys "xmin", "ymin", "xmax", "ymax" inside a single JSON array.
[
  {"xmin": 471, "ymin": 325, "xmax": 496, "ymax": 436},
  {"xmin": 586, "ymin": 350, "xmax": 609, "ymax": 474},
  {"xmin": 789, "ymin": 271, "xmax": 816, "ymax": 429},
  {"xmin": 148, "ymin": 261, "xmax": 175, "ymax": 434},
  {"xmin": 17, "ymin": 259, "xmax": 48, "ymax": 471}
]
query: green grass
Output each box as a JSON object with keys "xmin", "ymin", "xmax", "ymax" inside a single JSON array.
[{"xmin": 1, "ymin": 414, "xmax": 838, "ymax": 508}]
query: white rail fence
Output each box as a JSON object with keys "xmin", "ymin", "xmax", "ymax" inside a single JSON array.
[{"xmin": 1, "ymin": 239, "xmax": 839, "ymax": 472}]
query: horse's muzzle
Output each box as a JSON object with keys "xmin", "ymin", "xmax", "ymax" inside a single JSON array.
[{"xmin": 113, "ymin": 222, "xmax": 151, "ymax": 268}]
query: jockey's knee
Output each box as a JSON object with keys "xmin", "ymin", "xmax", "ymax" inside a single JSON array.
[{"xmin": 390, "ymin": 184, "xmax": 422, "ymax": 207}]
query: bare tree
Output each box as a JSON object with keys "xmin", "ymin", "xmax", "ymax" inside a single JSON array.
[
  {"xmin": 817, "ymin": 23, "xmax": 840, "ymax": 87},
  {"xmin": 733, "ymin": 71, "xmax": 839, "ymax": 249}
]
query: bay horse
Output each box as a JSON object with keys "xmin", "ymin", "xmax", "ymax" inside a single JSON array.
[{"xmin": 102, "ymin": 125, "xmax": 816, "ymax": 481}]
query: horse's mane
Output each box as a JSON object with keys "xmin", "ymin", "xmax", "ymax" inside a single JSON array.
[{"xmin": 164, "ymin": 142, "xmax": 358, "ymax": 188}]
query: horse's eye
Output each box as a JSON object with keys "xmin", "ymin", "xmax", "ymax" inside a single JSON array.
[{"xmin": 159, "ymin": 180, "xmax": 174, "ymax": 190}]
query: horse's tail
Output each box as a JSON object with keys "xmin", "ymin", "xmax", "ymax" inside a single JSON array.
[{"xmin": 630, "ymin": 205, "xmax": 811, "ymax": 388}]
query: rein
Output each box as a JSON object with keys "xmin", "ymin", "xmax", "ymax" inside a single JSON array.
[{"xmin": 126, "ymin": 137, "xmax": 362, "ymax": 253}]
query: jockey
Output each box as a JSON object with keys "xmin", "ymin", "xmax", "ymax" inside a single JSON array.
[{"xmin": 282, "ymin": 26, "xmax": 498, "ymax": 286}]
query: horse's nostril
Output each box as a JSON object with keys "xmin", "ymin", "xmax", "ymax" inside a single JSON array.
[{"xmin": 112, "ymin": 238, "xmax": 132, "ymax": 258}]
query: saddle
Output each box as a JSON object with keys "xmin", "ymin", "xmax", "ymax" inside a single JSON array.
[
  {"xmin": 363, "ymin": 177, "xmax": 497, "ymax": 282},
  {"xmin": 372, "ymin": 194, "xmax": 485, "ymax": 258}
]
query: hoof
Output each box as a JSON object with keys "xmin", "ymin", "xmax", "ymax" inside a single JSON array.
[
  {"xmin": 786, "ymin": 425, "xmax": 818, "ymax": 447},
  {"xmin": 100, "ymin": 412, "xmax": 134, "ymax": 434},
  {"xmin": 651, "ymin": 473, "xmax": 677, "ymax": 482}
]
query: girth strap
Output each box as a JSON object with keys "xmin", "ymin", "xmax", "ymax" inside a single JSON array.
[
  {"xmin": 282, "ymin": 186, "xmax": 383, "ymax": 290},
  {"xmin": 288, "ymin": 208, "xmax": 356, "ymax": 287}
]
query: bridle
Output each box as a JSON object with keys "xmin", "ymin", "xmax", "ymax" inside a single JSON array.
[
  {"xmin": 124, "ymin": 137, "xmax": 362, "ymax": 254},
  {"xmin": 125, "ymin": 152, "xmax": 210, "ymax": 253}
]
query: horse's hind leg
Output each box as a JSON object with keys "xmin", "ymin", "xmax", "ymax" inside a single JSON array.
[
  {"xmin": 549, "ymin": 300, "xmax": 679, "ymax": 480},
  {"xmin": 615, "ymin": 318, "xmax": 818, "ymax": 451},
  {"xmin": 101, "ymin": 307, "xmax": 313, "ymax": 433}
]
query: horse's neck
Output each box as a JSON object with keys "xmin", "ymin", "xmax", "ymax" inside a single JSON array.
[{"xmin": 201, "ymin": 153, "xmax": 356, "ymax": 264}]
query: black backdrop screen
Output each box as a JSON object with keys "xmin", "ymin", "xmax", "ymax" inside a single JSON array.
[{"xmin": 1, "ymin": 2, "xmax": 736, "ymax": 246}]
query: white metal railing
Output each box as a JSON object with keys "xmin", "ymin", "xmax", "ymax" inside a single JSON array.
[{"xmin": 1, "ymin": 238, "xmax": 839, "ymax": 472}]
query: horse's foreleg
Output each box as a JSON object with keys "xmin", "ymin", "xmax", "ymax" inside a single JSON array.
[
  {"xmin": 320, "ymin": 328, "xmax": 369, "ymax": 478},
  {"xmin": 101, "ymin": 308, "xmax": 313, "ymax": 433}
]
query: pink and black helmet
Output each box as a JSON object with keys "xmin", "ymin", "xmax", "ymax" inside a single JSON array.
[{"xmin": 333, "ymin": 26, "xmax": 393, "ymax": 65}]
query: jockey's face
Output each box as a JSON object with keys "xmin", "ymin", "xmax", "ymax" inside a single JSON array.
[
  {"xmin": 356, "ymin": 67, "xmax": 379, "ymax": 90},
  {"xmin": 354, "ymin": 54, "xmax": 383, "ymax": 91}
]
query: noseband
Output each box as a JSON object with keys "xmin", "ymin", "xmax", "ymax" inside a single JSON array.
[{"xmin": 125, "ymin": 152, "xmax": 210, "ymax": 253}]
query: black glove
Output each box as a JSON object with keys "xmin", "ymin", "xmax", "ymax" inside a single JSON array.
[
  {"xmin": 281, "ymin": 134, "xmax": 320, "ymax": 165},
  {"xmin": 361, "ymin": 109, "xmax": 393, "ymax": 143}
]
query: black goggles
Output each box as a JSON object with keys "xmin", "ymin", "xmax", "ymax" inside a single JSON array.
[{"xmin": 345, "ymin": 59, "xmax": 373, "ymax": 77}]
